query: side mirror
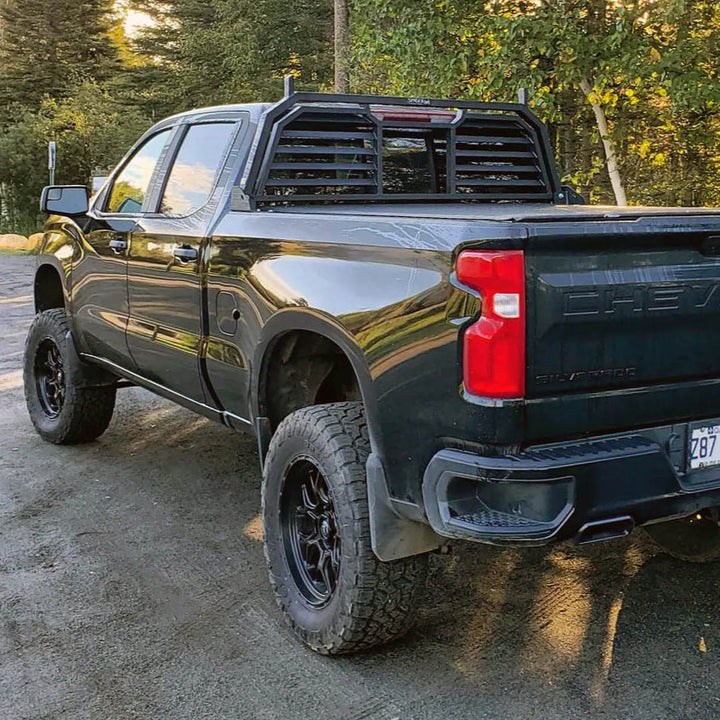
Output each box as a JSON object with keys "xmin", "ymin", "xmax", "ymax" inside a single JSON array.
[{"xmin": 40, "ymin": 185, "xmax": 89, "ymax": 216}]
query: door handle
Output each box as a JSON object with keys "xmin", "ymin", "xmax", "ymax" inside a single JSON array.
[
  {"xmin": 109, "ymin": 236, "xmax": 128, "ymax": 254},
  {"xmin": 173, "ymin": 245, "xmax": 198, "ymax": 263}
]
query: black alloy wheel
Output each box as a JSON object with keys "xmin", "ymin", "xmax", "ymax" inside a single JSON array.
[
  {"xmin": 281, "ymin": 457, "xmax": 341, "ymax": 607},
  {"xmin": 35, "ymin": 337, "xmax": 66, "ymax": 418},
  {"xmin": 262, "ymin": 402, "xmax": 429, "ymax": 654}
]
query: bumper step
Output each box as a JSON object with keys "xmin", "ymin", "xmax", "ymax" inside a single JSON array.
[
  {"xmin": 453, "ymin": 507, "xmax": 550, "ymax": 531},
  {"xmin": 421, "ymin": 428, "xmax": 720, "ymax": 545}
]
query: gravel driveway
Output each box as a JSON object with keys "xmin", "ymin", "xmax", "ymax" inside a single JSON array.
[{"xmin": 1, "ymin": 252, "xmax": 719, "ymax": 719}]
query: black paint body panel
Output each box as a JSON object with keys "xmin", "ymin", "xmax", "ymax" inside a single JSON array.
[{"xmin": 32, "ymin": 99, "xmax": 720, "ymax": 543}]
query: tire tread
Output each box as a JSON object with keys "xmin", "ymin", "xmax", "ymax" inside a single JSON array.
[
  {"xmin": 262, "ymin": 401, "xmax": 427, "ymax": 654},
  {"xmin": 24, "ymin": 309, "xmax": 116, "ymax": 445}
]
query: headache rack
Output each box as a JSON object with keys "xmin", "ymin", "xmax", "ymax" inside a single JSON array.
[{"xmin": 235, "ymin": 79, "xmax": 567, "ymax": 210}]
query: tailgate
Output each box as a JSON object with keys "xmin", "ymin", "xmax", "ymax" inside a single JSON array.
[{"xmin": 525, "ymin": 216, "xmax": 720, "ymax": 399}]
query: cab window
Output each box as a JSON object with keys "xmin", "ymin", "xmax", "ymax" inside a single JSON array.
[
  {"xmin": 160, "ymin": 122, "xmax": 236, "ymax": 216},
  {"xmin": 105, "ymin": 129, "xmax": 171, "ymax": 214}
]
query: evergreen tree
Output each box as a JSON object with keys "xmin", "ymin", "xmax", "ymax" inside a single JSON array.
[
  {"xmin": 126, "ymin": 0, "xmax": 333, "ymax": 117},
  {"xmin": 0, "ymin": 0, "xmax": 119, "ymax": 119}
]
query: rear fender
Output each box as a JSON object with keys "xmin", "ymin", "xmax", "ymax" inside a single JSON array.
[
  {"xmin": 253, "ymin": 308, "xmax": 442, "ymax": 560},
  {"xmin": 252, "ymin": 307, "xmax": 381, "ymax": 450}
]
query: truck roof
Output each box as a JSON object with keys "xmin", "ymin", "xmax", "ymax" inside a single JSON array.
[{"xmin": 162, "ymin": 102, "xmax": 271, "ymax": 122}]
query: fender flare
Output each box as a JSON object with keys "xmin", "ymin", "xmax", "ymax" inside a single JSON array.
[
  {"xmin": 251, "ymin": 307, "xmax": 383, "ymax": 454},
  {"xmin": 33, "ymin": 216, "xmax": 86, "ymax": 314},
  {"xmin": 34, "ymin": 257, "xmax": 71, "ymax": 313}
]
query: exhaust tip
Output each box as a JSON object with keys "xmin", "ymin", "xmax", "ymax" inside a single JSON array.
[{"xmin": 575, "ymin": 516, "xmax": 635, "ymax": 545}]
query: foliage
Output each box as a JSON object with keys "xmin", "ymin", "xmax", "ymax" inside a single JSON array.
[
  {"xmin": 2, "ymin": 0, "xmax": 720, "ymax": 233},
  {"xmin": 125, "ymin": 0, "xmax": 334, "ymax": 117},
  {"xmin": 0, "ymin": 0, "xmax": 120, "ymax": 120},
  {"xmin": 351, "ymin": 0, "xmax": 720, "ymax": 205},
  {"xmin": 0, "ymin": 83, "xmax": 150, "ymax": 230}
]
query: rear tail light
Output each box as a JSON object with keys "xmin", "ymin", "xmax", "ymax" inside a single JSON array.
[{"xmin": 456, "ymin": 250, "xmax": 525, "ymax": 399}]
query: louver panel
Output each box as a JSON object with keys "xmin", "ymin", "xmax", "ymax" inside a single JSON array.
[
  {"xmin": 454, "ymin": 117, "xmax": 550, "ymax": 197},
  {"xmin": 260, "ymin": 112, "xmax": 379, "ymax": 200}
]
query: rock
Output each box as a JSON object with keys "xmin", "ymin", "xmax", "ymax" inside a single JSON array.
[
  {"xmin": 27, "ymin": 233, "xmax": 43, "ymax": 252},
  {"xmin": 0, "ymin": 234, "xmax": 30, "ymax": 252}
]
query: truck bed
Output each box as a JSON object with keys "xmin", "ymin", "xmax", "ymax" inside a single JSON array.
[{"xmin": 267, "ymin": 202, "xmax": 720, "ymax": 222}]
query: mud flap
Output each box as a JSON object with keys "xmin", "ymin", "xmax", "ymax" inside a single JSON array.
[
  {"xmin": 64, "ymin": 330, "xmax": 118, "ymax": 388},
  {"xmin": 366, "ymin": 452, "xmax": 443, "ymax": 561}
]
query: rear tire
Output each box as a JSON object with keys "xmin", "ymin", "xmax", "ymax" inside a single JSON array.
[
  {"xmin": 262, "ymin": 401, "xmax": 428, "ymax": 654},
  {"xmin": 24, "ymin": 309, "xmax": 116, "ymax": 444},
  {"xmin": 644, "ymin": 511, "xmax": 720, "ymax": 563}
]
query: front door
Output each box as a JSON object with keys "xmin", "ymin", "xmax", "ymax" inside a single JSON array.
[
  {"xmin": 74, "ymin": 128, "xmax": 173, "ymax": 369},
  {"xmin": 126, "ymin": 120, "xmax": 239, "ymax": 403}
]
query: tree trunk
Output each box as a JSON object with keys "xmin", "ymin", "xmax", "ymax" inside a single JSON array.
[
  {"xmin": 334, "ymin": 0, "xmax": 349, "ymax": 93},
  {"xmin": 580, "ymin": 78, "xmax": 627, "ymax": 206}
]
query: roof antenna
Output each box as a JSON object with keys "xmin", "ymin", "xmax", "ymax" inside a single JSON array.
[
  {"xmin": 284, "ymin": 74, "xmax": 295, "ymax": 98},
  {"xmin": 518, "ymin": 88, "xmax": 528, "ymax": 105}
]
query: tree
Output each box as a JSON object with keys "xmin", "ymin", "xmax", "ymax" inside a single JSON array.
[
  {"xmin": 334, "ymin": 0, "xmax": 350, "ymax": 92},
  {"xmin": 351, "ymin": 0, "xmax": 720, "ymax": 206},
  {"xmin": 126, "ymin": 0, "xmax": 334, "ymax": 116},
  {"xmin": 0, "ymin": 83, "xmax": 150, "ymax": 233},
  {"xmin": 0, "ymin": 0, "xmax": 119, "ymax": 120}
]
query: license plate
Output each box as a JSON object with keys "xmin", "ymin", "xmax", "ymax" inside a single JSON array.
[{"xmin": 689, "ymin": 424, "xmax": 720, "ymax": 470}]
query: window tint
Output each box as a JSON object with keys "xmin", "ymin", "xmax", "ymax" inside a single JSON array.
[
  {"xmin": 161, "ymin": 122, "xmax": 236, "ymax": 215},
  {"xmin": 106, "ymin": 130, "xmax": 171, "ymax": 213}
]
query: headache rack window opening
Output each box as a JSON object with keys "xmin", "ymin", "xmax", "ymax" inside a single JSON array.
[
  {"xmin": 381, "ymin": 127, "xmax": 448, "ymax": 195},
  {"xmin": 453, "ymin": 114, "xmax": 547, "ymax": 197},
  {"xmin": 517, "ymin": 116, "xmax": 554, "ymax": 193},
  {"xmin": 258, "ymin": 106, "xmax": 383, "ymax": 200},
  {"xmin": 518, "ymin": 117, "xmax": 552, "ymax": 192}
]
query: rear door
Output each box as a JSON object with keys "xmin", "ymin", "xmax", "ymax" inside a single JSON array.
[{"xmin": 126, "ymin": 118, "xmax": 241, "ymax": 402}]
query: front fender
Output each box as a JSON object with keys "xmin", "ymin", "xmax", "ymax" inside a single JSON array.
[{"xmin": 34, "ymin": 216, "xmax": 85, "ymax": 311}]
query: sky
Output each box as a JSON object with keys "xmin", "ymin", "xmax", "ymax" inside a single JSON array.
[{"xmin": 124, "ymin": 8, "xmax": 153, "ymax": 37}]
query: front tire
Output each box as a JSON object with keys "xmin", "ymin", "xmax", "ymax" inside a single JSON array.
[
  {"xmin": 262, "ymin": 402, "xmax": 428, "ymax": 654},
  {"xmin": 644, "ymin": 510, "xmax": 720, "ymax": 563},
  {"xmin": 24, "ymin": 309, "xmax": 116, "ymax": 444}
]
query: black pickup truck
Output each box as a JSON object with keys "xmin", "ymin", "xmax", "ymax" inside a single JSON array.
[{"xmin": 25, "ymin": 85, "xmax": 720, "ymax": 654}]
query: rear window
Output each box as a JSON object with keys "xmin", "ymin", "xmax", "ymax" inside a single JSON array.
[
  {"xmin": 161, "ymin": 122, "xmax": 236, "ymax": 216},
  {"xmin": 382, "ymin": 130, "xmax": 447, "ymax": 194}
]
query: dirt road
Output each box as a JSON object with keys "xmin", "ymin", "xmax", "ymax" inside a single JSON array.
[{"xmin": 2, "ymin": 252, "xmax": 719, "ymax": 719}]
